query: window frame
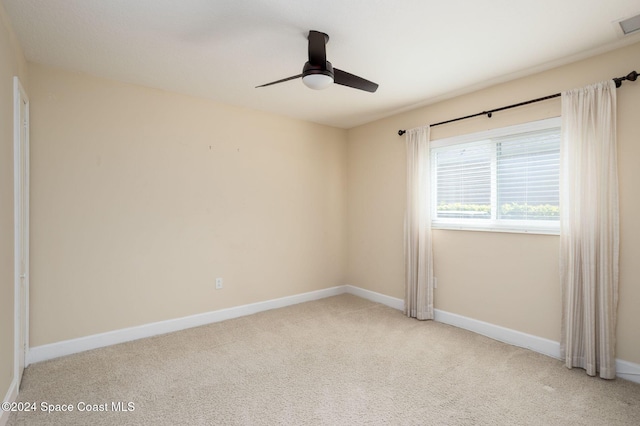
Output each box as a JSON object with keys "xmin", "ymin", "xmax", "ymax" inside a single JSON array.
[{"xmin": 430, "ymin": 117, "xmax": 561, "ymax": 235}]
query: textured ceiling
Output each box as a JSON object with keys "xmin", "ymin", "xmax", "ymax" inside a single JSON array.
[{"xmin": 3, "ymin": 0, "xmax": 640, "ymax": 128}]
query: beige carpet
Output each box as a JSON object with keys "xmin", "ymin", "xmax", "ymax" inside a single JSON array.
[{"xmin": 7, "ymin": 294, "xmax": 640, "ymax": 425}]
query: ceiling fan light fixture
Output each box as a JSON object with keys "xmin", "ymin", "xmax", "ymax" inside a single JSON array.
[
  {"xmin": 256, "ymin": 31, "xmax": 378, "ymax": 93},
  {"xmin": 302, "ymin": 73, "xmax": 334, "ymax": 90}
]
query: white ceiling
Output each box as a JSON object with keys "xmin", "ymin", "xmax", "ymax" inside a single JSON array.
[{"xmin": 3, "ymin": 0, "xmax": 640, "ymax": 128}]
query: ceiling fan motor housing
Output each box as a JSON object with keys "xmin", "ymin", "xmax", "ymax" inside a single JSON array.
[
  {"xmin": 302, "ymin": 60, "xmax": 334, "ymax": 89},
  {"xmin": 303, "ymin": 60, "xmax": 334, "ymax": 79}
]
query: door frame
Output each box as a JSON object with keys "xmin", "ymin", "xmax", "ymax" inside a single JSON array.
[{"xmin": 13, "ymin": 76, "xmax": 30, "ymax": 385}]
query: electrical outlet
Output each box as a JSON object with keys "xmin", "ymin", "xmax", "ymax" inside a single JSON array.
[{"xmin": 215, "ymin": 277, "xmax": 223, "ymax": 289}]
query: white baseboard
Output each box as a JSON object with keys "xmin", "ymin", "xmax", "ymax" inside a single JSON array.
[
  {"xmin": 28, "ymin": 285, "xmax": 347, "ymax": 365},
  {"xmin": 342, "ymin": 284, "xmax": 640, "ymax": 384},
  {"xmin": 344, "ymin": 285, "xmax": 404, "ymax": 310},
  {"xmin": 25, "ymin": 283, "xmax": 640, "ymax": 385},
  {"xmin": 341, "ymin": 286, "xmax": 557, "ymax": 356},
  {"xmin": 0, "ymin": 377, "xmax": 19, "ymax": 426},
  {"xmin": 616, "ymin": 358, "xmax": 640, "ymax": 384},
  {"xmin": 433, "ymin": 309, "xmax": 562, "ymax": 360}
]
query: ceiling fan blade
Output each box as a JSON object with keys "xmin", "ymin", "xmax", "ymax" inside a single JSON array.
[
  {"xmin": 333, "ymin": 68, "xmax": 379, "ymax": 93},
  {"xmin": 308, "ymin": 30, "xmax": 328, "ymax": 65},
  {"xmin": 255, "ymin": 74, "xmax": 303, "ymax": 88}
]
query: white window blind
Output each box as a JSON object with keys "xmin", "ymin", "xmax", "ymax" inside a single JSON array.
[{"xmin": 431, "ymin": 118, "xmax": 560, "ymax": 234}]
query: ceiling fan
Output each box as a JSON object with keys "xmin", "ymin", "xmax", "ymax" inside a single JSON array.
[{"xmin": 256, "ymin": 30, "xmax": 378, "ymax": 93}]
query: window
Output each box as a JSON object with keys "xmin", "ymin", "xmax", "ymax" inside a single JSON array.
[{"xmin": 431, "ymin": 118, "xmax": 560, "ymax": 234}]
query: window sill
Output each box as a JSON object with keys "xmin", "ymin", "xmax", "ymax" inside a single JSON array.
[{"xmin": 431, "ymin": 223, "xmax": 560, "ymax": 236}]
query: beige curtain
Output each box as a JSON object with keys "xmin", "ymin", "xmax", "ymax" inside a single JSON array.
[
  {"xmin": 404, "ymin": 126, "xmax": 434, "ymax": 320},
  {"xmin": 560, "ymin": 81, "xmax": 619, "ymax": 379}
]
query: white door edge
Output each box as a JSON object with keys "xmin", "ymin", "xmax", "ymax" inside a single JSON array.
[{"xmin": 13, "ymin": 76, "xmax": 30, "ymax": 388}]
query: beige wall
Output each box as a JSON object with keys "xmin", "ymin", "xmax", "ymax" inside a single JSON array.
[
  {"xmin": 0, "ymin": 2, "xmax": 27, "ymax": 404},
  {"xmin": 28, "ymin": 63, "xmax": 347, "ymax": 346},
  {"xmin": 347, "ymin": 41, "xmax": 640, "ymax": 364}
]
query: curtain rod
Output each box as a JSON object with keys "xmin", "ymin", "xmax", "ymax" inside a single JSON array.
[{"xmin": 397, "ymin": 70, "xmax": 638, "ymax": 136}]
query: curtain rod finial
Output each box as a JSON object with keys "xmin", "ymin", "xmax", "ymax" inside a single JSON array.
[{"xmin": 398, "ymin": 130, "xmax": 406, "ymax": 136}]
